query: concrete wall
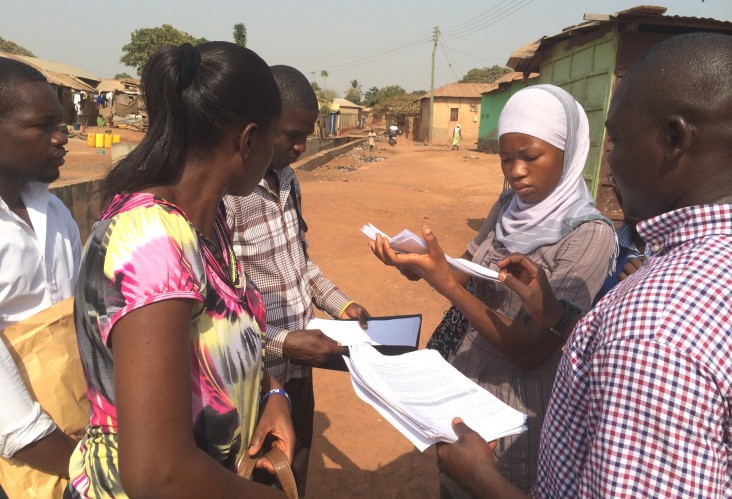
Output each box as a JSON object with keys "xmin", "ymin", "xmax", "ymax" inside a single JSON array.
[
  {"xmin": 50, "ymin": 175, "xmax": 105, "ymax": 243},
  {"xmin": 418, "ymin": 97, "xmax": 482, "ymax": 146}
]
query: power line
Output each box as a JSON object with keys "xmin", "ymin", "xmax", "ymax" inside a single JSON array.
[
  {"xmin": 438, "ymin": 39, "xmax": 462, "ymax": 80},
  {"xmin": 444, "ymin": 0, "xmax": 536, "ymax": 40}
]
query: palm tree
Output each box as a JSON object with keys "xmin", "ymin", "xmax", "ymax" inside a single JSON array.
[
  {"xmin": 320, "ymin": 70, "xmax": 329, "ymax": 90},
  {"xmin": 346, "ymin": 79, "xmax": 363, "ymax": 104}
]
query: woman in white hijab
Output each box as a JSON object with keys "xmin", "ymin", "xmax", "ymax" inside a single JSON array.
[{"xmin": 371, "ymin": 84, "xmax": 616, "ymax": 494}]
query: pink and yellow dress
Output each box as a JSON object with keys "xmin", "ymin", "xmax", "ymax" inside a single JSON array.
[{"xmin": 68, "ymin": 193, "xmax": 266, "ymax": 497}]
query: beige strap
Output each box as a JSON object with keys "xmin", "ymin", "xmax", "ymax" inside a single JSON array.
[{"xmin": 237, "ymin": 448, "xmax": 298, "ymax": 499}]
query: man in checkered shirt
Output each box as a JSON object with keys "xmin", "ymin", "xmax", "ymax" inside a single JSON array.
[
  {"xmin": 435, "ymin": 32, "xmax": 732, "ymax": 498},
  {"xmin": 224, "ymin": 65, "xmax": 370, "ymax": 494}
]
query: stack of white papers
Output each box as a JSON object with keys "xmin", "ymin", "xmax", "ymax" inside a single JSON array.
[
  {"xmin": 361, "ymin": 223, "xmax": 499, "ymax": 281},
  {"xmin": 344, "ymin": 343, "xmax": 527, "ymax": 451}
]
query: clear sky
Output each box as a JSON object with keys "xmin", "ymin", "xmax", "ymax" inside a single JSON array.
[{"xmin": 2, "ymin": 0, "xmax": 730, "ymax": 97}]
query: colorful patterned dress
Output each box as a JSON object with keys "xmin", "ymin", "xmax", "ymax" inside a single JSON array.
[{"xmin": 68, "ymin": 193, "xmax": 266, "ymax": 497}]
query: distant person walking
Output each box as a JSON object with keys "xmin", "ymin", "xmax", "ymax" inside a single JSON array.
[
  {"xmin": 368, "ymin": 129, "xmax": 377, "ymax": 151},
  {"xmin": 452, "ymin": 124, "xmax": 462, "ymax": 150}
]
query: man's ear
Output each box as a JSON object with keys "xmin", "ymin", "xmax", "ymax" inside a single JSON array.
[
  {"xmin": 237, "ymin": 122, "xmax": 258, "ymax": 161},
  {"xmin": 661, "ymin": 114, "xmax": 694, "ymax": 163}
]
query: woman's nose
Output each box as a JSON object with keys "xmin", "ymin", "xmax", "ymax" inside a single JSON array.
[{"xmin": 509, "ymin": 160, "xmax": 528, "ymax": 178}]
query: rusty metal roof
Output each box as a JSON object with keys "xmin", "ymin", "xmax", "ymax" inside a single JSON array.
[
  {"xmin": 419, "ymin": 83, "xmax": 493, "ymax": 100},
  {"xmin": 0, "ymin": 51, "xmax": 98, "ymax": 92},
  {"xmin": 480, "ymin": 71, "xmax": 540, "ymax": 95},
  {"xmin": 507, "ymin": 5, "xmax": 732, "ymax": 72}
]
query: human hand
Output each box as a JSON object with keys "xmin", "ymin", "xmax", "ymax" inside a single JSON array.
[
  {"xmin": 248, "ymin": 390, "xmax": 295, "ymax": 473},
  {"xmin": 618, "ymin": 257, "xmax": 645, "ymax": 281},
  {"xmin": 436, "ymin": 418, "xmax": 498, "ymax": 494},
  {"xmin": 283, "ymin": 329, "xmax": 348, "ymax": 367},
  {"xmin": 369, "ymin": 226, "xmax": 456, "ymax": 295},
  {"xmin": 340, "ymin": 302, "xmax": 372, "ymax": 330},
  {"xmin": 497, "ymin": 254, "xmax": 563, "ymax": 328}
]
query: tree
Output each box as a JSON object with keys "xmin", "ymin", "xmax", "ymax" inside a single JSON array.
[
  {"xmin": 363, "ymin": 85, "xmax": 407, "ymax": 109},
  {"xmin": 363, "ymin": 86, "xmax": 381, "ymax": 107},
  {"xmin": 344, "ymin": 79, "xmax": 363, "ymax": 105},
  {"xmin": 459, "ymin": 65, "xmax": 512, "ymax": 83},
  {"xmin": 0, "ymin": 37, "xmax": 35, "ymax": 57},
  {"xmin": 114, "ymin": 72, "xmax": 132, "ymax": 79},
  {"xmin": 320, "ymin": 70, "xmax": 329, "ymax": 90},
  {"xmin": 120, "ymin": 24, "xmax": 208, "ymax": 75},
  {"xmin": 374, "ymin": 92, "xmax": 420, "ymax": 128},
  {"xmin": 233, "ymin": 23, "xmax": 247, "ymax": 47},
  {"xmin": 312, "ymin": 84, "xmax": 335, "ymax": 136}
]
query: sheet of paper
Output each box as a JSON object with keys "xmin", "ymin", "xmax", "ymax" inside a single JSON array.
[
  {"xmin": 343, "ymin": 356, "xmax": 437, "ymax": 451},
  {"xmin": 345, "ymin": 343, "xmax": 527, "ymax": 450},
  {"xmin": 362, "ymin": 223, "xmax": 499, "ymax": 281},
  {"xmin": 307, "ymin": 315, "xmax": 421, "ymax": 347},
  {"xmin": 361, "ymin": 223, "xmax": 427, "ymax": 254}
]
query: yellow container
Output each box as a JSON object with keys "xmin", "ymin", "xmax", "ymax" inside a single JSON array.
[
  {"xmin": 87, "ymin": 133, "xmax": 95, "ymax": 147},
  {"xmin": 112, "ymin": 134, "xmax": 121, "ymax": 143},
  {"xmin": 104, "ymin": 133, "xmax": 113, "ymax": 149},
  {"xmin": 95, "ymin": 133, "xmax": 104, "ymax": 148}
]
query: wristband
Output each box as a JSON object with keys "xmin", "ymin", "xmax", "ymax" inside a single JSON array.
[
  {"xmin": 338, "ymin": 300, "xmax": 356, "ymax": 317},
  {"xmin": 260, "ymin": 388, "xmax": 291, "ymax": 411},
  {"xmin": 547, "ymin": 299, "xmax": 582, "ymax": 337}
]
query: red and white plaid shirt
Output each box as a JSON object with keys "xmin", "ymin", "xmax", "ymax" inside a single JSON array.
[
  {"xmin": 224, "ymin": 166, "xmax": 351, "ymax": 384},
  {"xmin": 534, "ymin": 203, "xmax": 732, "ymax": 497}
]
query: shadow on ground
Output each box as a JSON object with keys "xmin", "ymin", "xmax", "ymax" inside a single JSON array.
[{"xmin": 307, "ymin": 411, "xmax": 439, "ymax": 498}]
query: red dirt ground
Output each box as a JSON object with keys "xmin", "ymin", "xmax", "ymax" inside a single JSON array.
[{"xmin": 58, "ymin": 132, "xmax": 504, "ymax": 498}]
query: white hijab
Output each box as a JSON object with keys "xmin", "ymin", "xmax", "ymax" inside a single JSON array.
[{"xmin": 495, "ymin": 84, "xmax": 612, "ymax": 254}]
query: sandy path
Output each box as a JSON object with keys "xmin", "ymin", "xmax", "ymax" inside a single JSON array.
[{"xmin": 59, "ymin": 134, "xmax": 504, "ymax": 498}]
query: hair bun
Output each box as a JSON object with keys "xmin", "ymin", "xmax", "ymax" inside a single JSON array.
[{"xmin": 178, "ymin": 43, "xmax": 201, "ymax": 90}]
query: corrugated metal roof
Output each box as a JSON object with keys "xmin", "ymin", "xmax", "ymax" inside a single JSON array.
[
  {"xmin": 332, "ymin": 98, "xmax": 361, "ymax": 108},
  {"xmin": 507, "ymin": 5, "xmax": 732, "ymax": 72},
  {"xmin": 481, "ymin": 71, "xmax": 540, "ymax": 95},
  {"xmin": 10, "ymin": 54, "xmax": 100, "ymax": 82},
  {"xmin": 419, "ymin": 83, "xmax": 493, "ymax": 100},
  {"xmin": 0, "ymin": 51, "xmax": 97, "ymax": 91}
]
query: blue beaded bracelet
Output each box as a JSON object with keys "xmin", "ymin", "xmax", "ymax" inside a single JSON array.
[{"xmin": 260, "ymin": 388, "xmax": 291, "ymax": 411}]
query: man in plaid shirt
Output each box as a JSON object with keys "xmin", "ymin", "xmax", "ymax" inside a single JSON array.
[
  {"xmin": 224, "ymin": 65, "xmax": 370, "ymax": 493},
  {"xmin": 436, "ymin": 32, "xmax": 732, "ymax": 497}
]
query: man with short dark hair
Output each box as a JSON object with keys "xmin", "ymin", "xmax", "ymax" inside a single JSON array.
[
  {"xmin": 436, "ymin": 32, "xmax": 732, "ymax": 498},
  {"xmin": 0, "ymin": 57, "xmax": 81, "ymax": 480},
  {"xmin": 224, "ymin": 65, "xmax": 371, "ymax": 494}
]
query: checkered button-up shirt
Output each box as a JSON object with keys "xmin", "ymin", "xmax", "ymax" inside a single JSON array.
[
  {"xmin": 224, "ymin": 166, "xmax": 351, "ymax": 384},
  {"xmin": 534, "ymin": 203, "xmax": 732, "ymax": 497}
]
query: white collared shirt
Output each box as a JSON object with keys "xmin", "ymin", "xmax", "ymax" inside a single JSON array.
[{"xmin": 0, "ymin": 181, "xmax": 81, "ymax": 458}]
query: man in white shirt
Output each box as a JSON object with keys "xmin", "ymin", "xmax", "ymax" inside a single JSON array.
[{"xmin": 0, "ymin": 58, "xmax": 81, "ymax": 479}]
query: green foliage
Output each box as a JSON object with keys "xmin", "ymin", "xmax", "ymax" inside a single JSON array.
[
  {"xmin": 233, "ymin": 23, "xmax": 247, "ymax": 47},
  {"xmin": 0, "ymin": 37, "xmax": 35, "ymax": 57},
  {"xmin": 362, "ymin": 85, "xmax": 406, "ymax": 108},
  {"xmin": 114, "ymin": 72, "xmax": 132, "ymax": 79},
  {"xmin": 363, "ymin": 86, "xmax": 381, "ymax": 107},
  {"xmin": 344, "ymin": 79, "xmax": 363, "ymax": 105},
  {"xmin": 120, "ymin": 24, "xmax": 208, "ymax": 75},
  {"xmin": 374, "ymin": 92, "xmax": 420, "ymax": 127},
  {"xmin": 459, "ymin": 65, "xmax": 512, "ymax": 83}
]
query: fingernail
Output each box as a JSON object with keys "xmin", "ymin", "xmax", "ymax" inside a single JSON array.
[{"xmin": 424, "ymin": 226, "xmax": 432, "ymax": 234}]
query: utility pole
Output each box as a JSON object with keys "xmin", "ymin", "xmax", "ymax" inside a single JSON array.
[{"xmin": 428, "ymin": 26, "xmax": 439, "ymax": 145}]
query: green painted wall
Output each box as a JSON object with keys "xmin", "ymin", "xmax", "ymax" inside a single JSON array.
[{"xmin": 537, "ymin": 27, "xmax": 618, "ymax": 196}]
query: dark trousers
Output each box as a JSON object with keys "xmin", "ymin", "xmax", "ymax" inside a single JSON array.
[{"xmin": 284, "ymin": 376, "xmax": 315, "ymax": 496}]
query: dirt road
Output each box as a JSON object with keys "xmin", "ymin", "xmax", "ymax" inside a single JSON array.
[
  {"xmin": 59, "ymin": 133, "xmax": 504, "ymax": 498},
  {"xmin": 298, "ymin": 140, "xmax": 502, "ymax": 497}
]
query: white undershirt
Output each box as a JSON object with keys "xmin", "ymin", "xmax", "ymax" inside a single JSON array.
[{"xmin": 0, "ymin": 181, "xmax": 81, "ymax": 458}]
